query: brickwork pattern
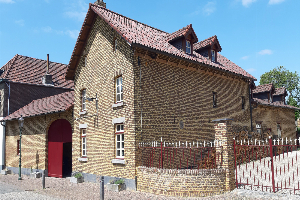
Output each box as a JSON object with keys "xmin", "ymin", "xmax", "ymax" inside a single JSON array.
[
  {"xmin": 5, "ymin": 110, "xmax": 73, "ymax": 170},
  {"xmin": 72, "ymin": 16, "xmax": 136, "ymax": 180},
  {"xmin": 137, "ymin": 166, "xmax": 226, "ymax": 197},
  {"xmin": 133, "ymin": 50, "xmax": 251, "ymax": 147},
  {"xmin": 214, "ymin": 120, "xmax": 235, "ymax": 191},
  {"xmin": 252, "ymin": 105, "xmax": 296, "ymax": 140}
]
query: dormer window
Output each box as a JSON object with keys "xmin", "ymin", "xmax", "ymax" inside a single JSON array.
[
  {"xmin": 186, "ymin": 40, "xmax": 191, "ymax": 54},
  {"xmin": 211, "ymin": 50, "xmax": 216, "ymax": 62}
]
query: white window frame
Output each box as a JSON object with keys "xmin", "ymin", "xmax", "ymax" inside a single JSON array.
[
  {"xmin": 115, "ymin": 124, "xmax": 124, "ymax": 159},
  {"xmin": 277, "ymin": 123, "xmax": 281, "ymax": 138},
  {"xmin": 81, "ymin": 129, "xmax": 87, "ymax": 157},
  {"xmin": 211, "ymin": 50, "xmax": 216, "ymax": 62},
  {"xmin": 186, "ymin": 40, "xmax": 191, "ymax": 54},
  {"xmin": 256, "ymin": 123, "xmax": 262, "ymax": 134},
  {"xmin": 116, "ymin": 76, "xmax": 123, "ymax": 103},
  {"xmin": 81, "ymin": 89, "xmax": 86, "ymax": 111}
]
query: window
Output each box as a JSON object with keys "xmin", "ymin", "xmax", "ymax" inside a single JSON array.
[
  {"xmin": 211, "ymin": 50, "xmax": 216, "ymax": 62},
  {"xmin": 116, "ymin": 76, "xmax": 123, "ymax": 102},
  {"xmin": 277, "ymin": 123, "xmax": 281, "ymax": 138},
  {"xmin": 256, "ymin": 123, "xmax": 262, "ymax": 134},
  {"xmin": 84, "ymin": 56, "xmax": 87, "ymax": 67},
  {"xmin": 114, "ymin": 38, "xmax": 117, "ymax": 51},
  {"xmin": 269, "ymin": 94, "xmax": 272, "ymax": 103},
  {"xmin": 241, "ymin": 96, "xmax": 245, "ymax": 110},
  {"xmin": 115, "ymin": 124, "xmax": 124, "ymax": 159},
  {"xmin": 186, "ymin": 40, "xmax": 191, "ymax": 54},
  {"xmin": 81, "ymin": 89, "xmax": 86, "ymax": 111},
  {"xmin": 81, "ymin": 129, "xmax": 87, "ymax": 157},
  {"xmin": 17, "ymin": 140, "xmax": 20, "ymax": 155},
  {"xmin": 213, "ymin": 92, "xmax": 217, "ymax": 107}
]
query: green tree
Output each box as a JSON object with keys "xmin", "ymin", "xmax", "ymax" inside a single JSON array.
[{"xmin": 259, "ymin": 66, "xmax": 300, "ymax": 120}]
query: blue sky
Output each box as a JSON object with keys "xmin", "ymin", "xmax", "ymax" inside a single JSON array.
[{"xmin": 0, "ymin": 0, "xmax": 299, "ymax": 85}]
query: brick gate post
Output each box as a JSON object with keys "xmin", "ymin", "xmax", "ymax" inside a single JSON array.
[{"xmin": 212, "ymin": 118, "xmax": 235, "ymax": 191}]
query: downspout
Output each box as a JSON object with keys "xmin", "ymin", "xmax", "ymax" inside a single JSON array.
[
  {"xmin": 138, "ymin": 56, "xmax": 142, "ymax": 135},
  {"xmin": 249, "ymin": 82, "xmax": 253, "ymax": 132},
  {"xmin": 5, "ymin": 82, "xmax": 10, "ymax": 116}
]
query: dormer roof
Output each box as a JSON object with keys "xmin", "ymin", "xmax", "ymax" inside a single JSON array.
[
  {"xmin": 252, "ymin": 83, "xmax": 275, "ymax": 94},
  {"xmin": 194, "ymin": 35, "xmax": 222, "ymax": 52},
  {"xmin": 274, "ymin": 87, "xmax": 287, "ymax": 96},
  {"xmin": 167, "ymin": 24, "xmax": 198, "ymax": 43}
]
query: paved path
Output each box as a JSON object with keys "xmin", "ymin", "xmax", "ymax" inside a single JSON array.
[{"xmin": 0, "ymin": 182, "xmax": 61, "ymax": 200}]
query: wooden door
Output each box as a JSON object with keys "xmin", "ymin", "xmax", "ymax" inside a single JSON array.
[{"xmin": 48, "ymin": 142, "xmax": 63, "ymax": 178}]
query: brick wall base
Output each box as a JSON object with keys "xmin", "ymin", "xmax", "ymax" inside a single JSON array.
[{"xmin": 137, "ymin": 166, "xmax": 226, "ymax": 197}]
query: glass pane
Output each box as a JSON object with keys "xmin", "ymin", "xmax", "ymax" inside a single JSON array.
[
  {"xmin": 117, "ymin": 150, "xmax": 120, "ymax": 156},
  {"xmin": 117, "ymin": 94, "xmax": 120, "ymax": 102},
  {"xmin": 117, "ymin": 86, "xmax": 120, "ymax": 93},
  {"xmin": 117, "ymin": 135, "xmax": 120, "ymax": 141},
  {"xmin": 121, "ymin": 93, "xmax": 123, "ymax": 101},
  {"xmin": 83, "ymin": 144, "xmax": 85, "ymax": 149},
  {"xmin": 117, "ymin": 125, "xmax": 120, "ymax": 131},
  {"xmin": 122, "ymin": 150, "xmax": 124, "ymax": 156},
  {"xmin": 121, "ymin": 134, "xmax": 124, "ymax": 141},
  {"xmin": 83, "ymin": 137, "xmax": 85, "ymax": 143},
  {"xmin": 117, "ymin": 78, "xmax": 119, "ymax": 86},
  {"xmin": 121, "ymin": 125, "xmax": 124, "ymax": 131},
  {"xmin": 120, "ymin": 77, "xmax": 122, "ymax": 84},
  {"xmin": 121, "ymin": 85, "xmax": 123, "ymax": 92},
  {"xmin": 117, "ymin": 142, "xmax": 120, "ymax": 148},
  {"xmin": 122, "ymin": 142, "xmax": 124, "ymax": 148},
  {"xmin": 83, "ymin": 150, "xmax": 86, "ymax": 155}
]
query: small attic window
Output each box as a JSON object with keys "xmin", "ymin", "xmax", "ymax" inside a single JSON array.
[
  {"xmin": 186, "ymin": 41, "xmax": 191, "ymax": 54},
  {"xmin": 211, "ymin": 50, "xmax": 216, "ymax": 62}
]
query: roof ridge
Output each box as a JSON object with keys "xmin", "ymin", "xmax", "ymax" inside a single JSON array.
[
  {"xmin": 15, "ymin": 54, "xmax": 68, "ymax": 66},
  {"xmin": 91, "ymin": 3, "xmax": 169, "ymax": 34}
]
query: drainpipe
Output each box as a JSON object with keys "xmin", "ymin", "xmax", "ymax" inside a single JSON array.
[
  {"xmin": 5, "ymin": 82, "xmax": 10, "ymax": 116},
  {"xmin": 249, "ymin": 82, "xmax": 253, "ymax": 132}
]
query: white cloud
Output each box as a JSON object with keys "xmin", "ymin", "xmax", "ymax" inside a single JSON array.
[
  {"xmin": 65, "ymin": 30, "xmax": 79, "ymax": 39},
  {"xmin": 269, "ymin": 0, "xmax": 285, "ymax": 5},
  {"xmin": 241, "ymin": 55, "xmax": 250, "ymax": 60},
  {"xmin": 246, "ymin": 68, "xmax": 256, "ymax": 73},
  {"xmin": 15, "ymin": 19, "xmax": 25, "ymax": 27},
  {"xmin": 203, "ymin": 2, "xmax": 216, "ymax": 16},
  {"xmin": 258, "ymin": 49, "xmax": 273, "ymax": 55},
  {"xmin": 64, "ymin": 0, "xmax": 88, "ymax": 21},
  {"xmin": 0, "ymin": 0, "xmax": 15, "ymax": 3},
  {"xmin": 241, "ymin": 0, "xmax": 257, "ymax": 7},
  {"xmin": 42, "ymin": 26, "xmax": 52, "ymax": 33}
]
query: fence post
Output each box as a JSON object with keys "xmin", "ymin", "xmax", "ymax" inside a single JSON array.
[
  {"xmin": 100, "ymin": 176, "xmax": 104, "ymax": 200},
  {"xmin": 213, "ymin": 118, "xmax": 235, "ymax": 192},
  {"xmin": 269, "ymin": 138, "xmax": 275, "ymax": 193}
]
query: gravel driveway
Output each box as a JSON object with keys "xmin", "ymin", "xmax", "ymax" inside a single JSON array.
[{"xmin": 1, "ymin": 173, "xmax": 299, "ymax": 199}]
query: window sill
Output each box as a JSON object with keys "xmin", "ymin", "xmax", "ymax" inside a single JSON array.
[
  {"xmin": 78, "ymin": 157, "xmax": 88, "ymax": 162},
  {"xmin": 112, "ymin": 101, "xmax": 124, "ymax": 108},
  {"xmin": 111, "ymin": 159, "xmax": 125, "ymax": 164},
  {"xmin": 79, "ymin": 110, "xmax": 87, "ymax": 115}
]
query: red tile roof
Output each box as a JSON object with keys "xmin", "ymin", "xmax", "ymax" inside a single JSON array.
[
  {"xmin": 167, "ymin": 24, "xmax": 198, "ymax": 43},
  {"xmin": 1, "ymin": 54, "xmax": 74, "ymax": 89},
  {"xmin": 253, "ymin": 98, "xmax": 299, "ymax": 110},
  {"xmin": 2, "ymin": 91, "xmax": 74, "ymax": 121},
  {"xmin": 66, "ymin": 3, "xmax": 256, "ymax": 81},
  {"xmin": 253, "ymin": 83, "xmax": 274, "ymax": 94},
  {"xmin": 274, "ymin": 87, "xmax": 286, "ymax": 96},
  {"xmin": 194, "ymin": 35, "xmax": 222, "ymax": 52}
]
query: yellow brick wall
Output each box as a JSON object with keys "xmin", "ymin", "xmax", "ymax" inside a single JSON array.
[
  {"xmin": 252, "ymin": 105, "xmax": 296, "ymax": 139},
  {"xmin": 137, "ymin": 166, "xmax": 226, "ymax": 197},
  {"xmin": 133, "ymin": 53, "xmax": 252, "ymax": 145},
  {"xmin": 5, "ymin": 110, "xmax": 73, "ymax": 170},
  {"xmin": 72, "ymin": 16, "xmax": 136, "ymax": 180}
]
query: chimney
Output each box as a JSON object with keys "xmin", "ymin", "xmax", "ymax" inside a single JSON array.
[
  {"xmin": 95, "ymin": 0, "xmax": 106, "ymax": 8},
  {"xmin": 42, "ymin": 54, "xmax": 53, "ymax": 85}
]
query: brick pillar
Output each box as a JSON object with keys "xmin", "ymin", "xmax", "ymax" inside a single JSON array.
[{"xmin": 213, "ymin": 118, "xmax": 235, "ymax": 191}]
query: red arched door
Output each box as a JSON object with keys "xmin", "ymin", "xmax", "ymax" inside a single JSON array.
[{"xmin": 48, "ymin": 119, "xmax": 72, "ymax": 178}]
